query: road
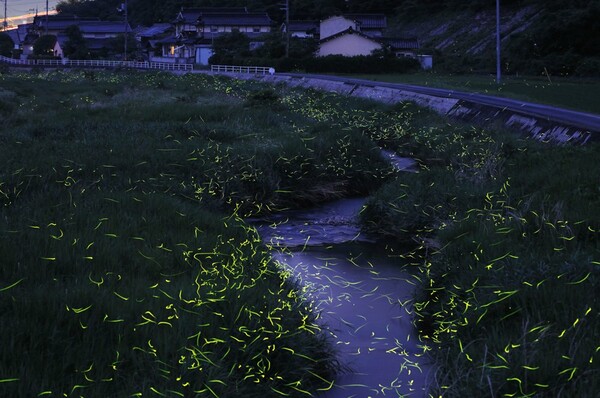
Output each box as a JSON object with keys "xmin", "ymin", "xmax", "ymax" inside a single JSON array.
[{"xmin": 282, "ymin": 72, "xmax": 600, "ymax": 134}]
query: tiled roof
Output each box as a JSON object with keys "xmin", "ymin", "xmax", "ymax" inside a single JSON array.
[
  {"xmin": 343, "ymin": 14, "xmax": 387, "ymax": 29},
  {"xmin": 137, "ymin": 23, "xmax": 172, "ymax": 37},
  {"xmin": 320, "ymin": 28, "xmax": 419, "ymax": 51},
  {"xmin": 288, "ymin": 20, "xmax": 319, "ymax": 32},
  {"xmin": 319, "ymin": 28, "xmax": 379, "ymax": 44},
  {"xmin": 176, "ymin": 8, "xmax": 272, "ymax": 26},
  {"xmin": 380, "ymin": 37, "xmax": 420, "ymax": 50},
  {"xmin": 79, "ymin": 22, "xmax": 131, "ymax": 34},
  {"xmin": 198, "ymin": 13, "xmax": 272, "ymax": 26},
  {"xmin": 4, "ymin": 28, "xmax": 20, "ymax": 45}
]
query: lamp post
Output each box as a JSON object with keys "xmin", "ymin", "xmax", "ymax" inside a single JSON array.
[{"xmin": 496, "ymin": 0, "xmax": 501, "ymax": 83}]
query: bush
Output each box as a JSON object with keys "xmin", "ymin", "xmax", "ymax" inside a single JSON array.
[{"xmin": 575, "ymin": 57, "xmax": 600, "ymax": 76}]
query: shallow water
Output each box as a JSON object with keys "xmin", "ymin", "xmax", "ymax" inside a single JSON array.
[{"xmin": 254, "ymin": 198, "xmax": 432, "ymax": 397}]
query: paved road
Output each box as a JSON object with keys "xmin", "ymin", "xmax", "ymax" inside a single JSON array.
[{"xmin": 282, "ymin": 73, "xmax": 600, "ymax": 134}]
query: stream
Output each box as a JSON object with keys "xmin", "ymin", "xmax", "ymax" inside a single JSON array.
[{"xmin": 253, "ymin": 186, "xmax": 433, "ymax": 397}]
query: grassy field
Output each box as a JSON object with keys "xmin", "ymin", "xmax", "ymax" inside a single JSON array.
[
  {"xmin": 0, "ymin": 69, "xmax": 397, "ymax": 397},
  {"xmin": 359, "ymin": 103, "xmax": 600, "ymax": 397},
  {"xmin": 1, "ymin": 67, "xmax": 598, "ymax": 398},
  {"xmin": 348, "ymin": 72, "xmax": 600, "ymax": 115}
]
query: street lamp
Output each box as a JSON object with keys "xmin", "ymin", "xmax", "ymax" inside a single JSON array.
[{"xmin": 496, "ymin": 0, "xmax": 501, "ymax": 83}]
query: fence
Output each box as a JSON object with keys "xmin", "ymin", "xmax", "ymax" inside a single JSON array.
[
  {"xmin": 0, "ymin": 55, "xmax": 193, "ymax": 71},
  {"xmin": 211, "ymin": 64, "xmax": 274, "ymax": 75}
]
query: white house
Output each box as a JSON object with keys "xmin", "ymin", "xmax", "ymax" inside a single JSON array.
[
  {"xmin": 155, "ymin": 7, "xmax": 273, "ymax": 65},
  {"xmin": 317, "ymin": 14, "xmax": 420, "ymax": 59},
  {"xmin": 318, "ymin": 28, "xmax": 382, "ymax": 57}
]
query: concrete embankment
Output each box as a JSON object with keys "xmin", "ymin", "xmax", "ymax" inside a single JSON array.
[{"xmin": 222, "ymin": 72, "xmax": 596, "ymax": 145}]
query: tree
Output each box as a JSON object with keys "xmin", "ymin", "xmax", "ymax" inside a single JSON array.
[
  {"xmin": 33, "ymin": 35, "xmax": 58, "ymax": 58},
  {"xmin": 0, "ymin": 33, "xmax": 14, "ymax": 57},
  {"xmin": 210, "ymin": 31, "xmax": 251, "ymax": 62},
  {"xmin": 63, "ymin": 25, "xmax": 89, "ymax": 59}
]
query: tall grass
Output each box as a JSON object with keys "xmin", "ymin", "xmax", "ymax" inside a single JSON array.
[
  {"xmin": 0, "ymin": 69, "xmax": 400, "ymax": 397},
  {"xmin": 360, "ymin": 104, "xmax": 600, "ymax": 396}
]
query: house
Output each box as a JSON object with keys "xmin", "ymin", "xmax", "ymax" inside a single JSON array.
[
  {"xmin": 317, "ymin": 14, "xmax": 420, "ymax": 60},
  {"xmin": 154, "ymin": 7, "xmax": 273, "ymax": 65},
  {"xmin": 319, "ymin": 14, "xmax": 386, "ymax": 41},
  {"xmin": 20, "ymin": 15, "xmax": 131, "ymax": 59},
  {"xmin": 318, "ymin": 28, "xmax": 383, "ymax": 57},
  {"xmin": 283, "ymin": 20, "xmax": 319, "ymax": 39},
  {"xmin": 136, "ymin": 23, "xmax": 173, "ymax": 60}
]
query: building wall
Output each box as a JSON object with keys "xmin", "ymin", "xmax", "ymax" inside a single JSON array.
[
  {"xmin": 196, "ymin": 46, "xmax": 213, "ymax": 65},
  {"xmin": 320, "ymin": 16, "xmax": 357, "ymax": 40},
  {"xmin": 318, "ymin": 33, "xmax": 382, "ymax": 57}
]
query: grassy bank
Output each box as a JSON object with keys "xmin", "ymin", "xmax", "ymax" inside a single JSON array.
[
  {"xmin": 2, "ymin": 67, "xmax": 597, "ymax": 397},
  {"xmin": 347, "ymin": 72, "xmax": 600, "ymax": 115},
  {"xmin": 360, "ymin": 104, "xmax": 600, "ymax": 396},
  {"xmin": 0, "ymin": 69, "xmax": 399, "ymax": 397}
]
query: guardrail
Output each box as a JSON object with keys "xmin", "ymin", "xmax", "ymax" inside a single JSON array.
[
  {"xmin": 0, "ymin": 55, "xmax": 193, "ymax": 71},
  {"xmin": 211, "ymin": 64, "xmax": 274, "ymax": 75}
]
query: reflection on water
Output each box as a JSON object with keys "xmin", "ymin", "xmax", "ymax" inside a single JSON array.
[{"xmin": 253, "ymin": 199, "xmax": 432, "ymax": 397}]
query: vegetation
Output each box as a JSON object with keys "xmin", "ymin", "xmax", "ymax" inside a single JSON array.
[
  {"xmin": 33, "ymin": 35, "xmax": 58, "ymax": 58},
  {"xmin": 348, "ymin": 72, "xmax": 600, "ymax": 114},
  {"xmin": 0, "ymin": 66, "xmax": 597, "ymax": 397},
  {"xmin": 63, "ymin": 25, "xmax": 89, "ymax": 59},
  {"xmin": 0, "ymin": 33, "xmax": 13, "ymax": 57},
  {"xmin": 359, "ymin": 102, "xmax": 600, "ymax": 396},
  {"xmin": 0, "ymin": 69, "xmax": 396, "ymax": 397}
]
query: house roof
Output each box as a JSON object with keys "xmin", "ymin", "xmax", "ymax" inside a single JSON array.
[
  {"xmin": 343, "ymin": 14, "xmax": 387, "ymax": 30},
  {"xmin": 33, "ymin": 15, "xmax": 100, "ymax": 30},
  {"xmin": 136, "ymin": 23, "xmax": 172, "ymax": 38},
  {"xmin": 175, "ymin": 7, "xmax": 272, "ymax": 26},
  {"xmin": 78, "ymin": 22, "xmax": 132, "ymax": 34},
  {"xmin": 380, "ymin": 37, "xmax": 419, "ymax": 50},
  {"xmin": 319, "ymin": 27, "xmax": 380, "ymax": 44},
  {"xmin": 320, "ymin": 28, "xmax": 419, "ymax": 51},
  {"xmin": 198, "ymin": 13, "xmax": 272, "ymax": 26},
  {"xmin": 4, "ymin": 28, "xmax": 20, "ymax": 45},
  {"xmin": 287, "ymin": 20, "xmax": 319, "ymax": 32}
]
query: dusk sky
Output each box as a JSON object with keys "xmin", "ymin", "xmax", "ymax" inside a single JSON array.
[{"xmin": 4, "ymin": 0, "xmax": 59, "ymax": 18}]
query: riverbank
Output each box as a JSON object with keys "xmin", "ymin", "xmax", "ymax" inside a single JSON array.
[
  {"xmin": 360, "ymin": 109, "xmax": 600, "ymax": 396},
  {"xmin": 1, "ymin": 68, "xmax": 597, "ymax": 397}
]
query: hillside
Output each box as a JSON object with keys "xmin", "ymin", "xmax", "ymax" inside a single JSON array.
[{"xmin": 389, "ymin": 1, "xmax": 600, "ymax": 76}]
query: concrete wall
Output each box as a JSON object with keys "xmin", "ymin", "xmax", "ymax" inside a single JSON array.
[
  {"xmin": 318, "ymin": 33, "xmax": 382, "ymax": 57},
  {"xmin": 220, "ymin": 72, "xmax": 593, "ymax": 145}
]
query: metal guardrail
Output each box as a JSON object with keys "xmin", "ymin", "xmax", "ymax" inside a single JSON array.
[
  {"xmin": 211, "ymin": 64, "xmax": 274, "ymax": 75},
  {"xmin": 0, "ymin": 55, "xmax": 193, "ymax": 71}
]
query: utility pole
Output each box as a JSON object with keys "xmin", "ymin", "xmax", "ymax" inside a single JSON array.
[
  {"xmin": 119, "ymin": 0, "xmax": 128, "ymax": 61},
  {"xmin": 496, "ymin": 0, "xmax": 501, "ymax": 84},
  {"xmin": 280, "ymin": 0, "xmax": 289, "ymax": 58},
  {"xmin": 3, "ymin": 0, "xmax": 7, "ymax": 32},
  {"xmin": 45, "ymin": 0, "xmax": 49, "ymax": 35},
  {"xmin": 124, "ymin": 0, "xmax": 128, "ymax": 61}
]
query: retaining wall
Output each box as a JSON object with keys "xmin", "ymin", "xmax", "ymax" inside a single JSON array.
[{"xmin": 225, "ymin": 72, "xmax": 594, "ymax": 145}]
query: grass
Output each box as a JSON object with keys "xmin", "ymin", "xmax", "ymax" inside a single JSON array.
[
  {"xmin": 359, "ymin": 103, "xmax": 600, "ymax": 396},
  {"xmin": 346, "ymin": 72, "xmax": 600, "ymax": 115},
  {"xmin": 1, "ymin": 67, "xmax": 598, "ymax": 397},
  {"xmin": 0, "ymin": 68, "xmax": 400, "ymax": 397}
]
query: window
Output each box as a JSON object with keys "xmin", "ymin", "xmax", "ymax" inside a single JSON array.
[{"xmin": 253, "ymin": 27, "xmax": 260, "ymax": 33}]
